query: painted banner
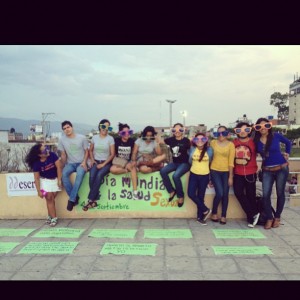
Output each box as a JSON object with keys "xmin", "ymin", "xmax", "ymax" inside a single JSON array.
[
  {"xmin": 6, "ymin": 173, "xmax": 37, "ymax": 196},
  {"xmin": 77, "ymin": 172, "xmax": 188, "ymax": 212}
]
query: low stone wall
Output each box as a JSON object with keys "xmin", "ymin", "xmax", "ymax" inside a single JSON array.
[{"xmin": 0, "ymin": 172, "xmax": 247, "ymax": 220}]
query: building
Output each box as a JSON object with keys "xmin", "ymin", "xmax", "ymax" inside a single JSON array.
[
  {"xmin": 289, "ymin": 74, "xmax": 300, "ymax": 125},
  {"xmin": 0, "ymin": 130, "xmax": 9, "ymax": 143}
]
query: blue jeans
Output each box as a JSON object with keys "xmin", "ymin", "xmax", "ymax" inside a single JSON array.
[
  {"xmin": 211, "ymin": 170, "xmax": 229, "ymax": 218},
  {"xmin": 160, "ymin": 162, "xmax": 190, "ymax": 198},
  {"xmin": 262, "ymin": 166, "xmax": 289, "ymax": 220},
  {"xmin": 188, "ymin": 172, "xmax": 210, "ymax": 219},
  {"xmin": 88, "ymin": 162, "xmax": 112, "ymax": 201},
  {"xmin": 62, "ymin": 163, "xmax": 87, "ymax": 203}
]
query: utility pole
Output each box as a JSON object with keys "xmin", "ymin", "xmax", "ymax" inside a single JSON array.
[
  {"xmin": 41, "ymin": 113, "xmax": 55, "ymax": 142},
  {"xmin": 166, "ymin": 99, "xmax": 177, "ymax": 128},
  {"xmin": 180, "ymin": 110, "xmax": 187, "ymax": 127}
]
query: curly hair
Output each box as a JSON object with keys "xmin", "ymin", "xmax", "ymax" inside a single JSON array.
[
  {"xmin": 141, "ymin": 126, "xmax": 157, "ymax": 137},
  {"xmin": 25, "ymin": 143, "xmax": 42, "ymax": 170}
]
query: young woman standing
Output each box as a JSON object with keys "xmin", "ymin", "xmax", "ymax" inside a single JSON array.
[
  {"xmin": 25, "ymin": 143, "xmax": 62, "ymax": 227},
  {"xmin": 210, "ymin": 126, "xmax": 235, "ymax": 225},
  {"xmin": 187, "ymin": 133, "xmax": 213, "ymax": 224},
  {"xmin": 233, "ymin": 122, "xmax": 260, "ymax": 228},
  {"xmin": 253, "ymin": 118, "xmax": 291, "ymax": 229}
]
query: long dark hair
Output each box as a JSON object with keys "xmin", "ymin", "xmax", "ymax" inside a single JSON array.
[
  {"xmin": 25, "ymin": 143, "xmax": 42, "ymax": 170},
  {"xmin": 141, "ymin": 126, "xmax": 157, "ymax": 137},
  {"xmin": 191, "ymin": 133, "xmax": 208, "ymax": 162},
  {"xmin": 253, "ymin": 117, "xmax": 273, "ymax": 158}
]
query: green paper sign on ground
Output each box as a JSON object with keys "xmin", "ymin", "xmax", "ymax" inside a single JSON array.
[
  {"xmin": 144, "ymin": 229, "xmax": 193, "ymax": 239},
  {"xmin": 0, "ymin": 228, "xmax": 35, "ymax": 237},
  {"xmin": 33, "ymin": 228, "xmax": 85, "ymax": 238},
  {"xmin": 18, "ymin": 242, "xmax": 79, "ymax": 254},
  {"xmin": 212, "ymin": 246, "xmax": 273, "ymax": 255},
  {"xmin": 89, "ymin": 229, "xmax": 137, "ymax": 238},
  {"xmin": 100, "ymin": 243, "xmax": 157, "ymax": 256},
  {"xmin": 212, "ymin": 229, "xmax": 266, "ymax": 239},
  {"xmin": 0, "ymin": 242, "xmax": 20, "ymax": 254}
]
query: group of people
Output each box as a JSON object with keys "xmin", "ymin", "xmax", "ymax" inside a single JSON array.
[{"xmin": 25, "ymin": 117, "xmax": 291, "ymax": 230}]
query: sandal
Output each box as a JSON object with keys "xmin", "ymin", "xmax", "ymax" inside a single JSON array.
[
  {"xmin": 82, "ymin": 200, "xmax": 98, "ymax": 211},
  {"xmin": 45, "ymin": 216, "xmax": 52, "ymax": 225},
  {"xmin": 211, "ymin": 214, "xmax": 219, "ymax": 222},
  {"xmin": 49, "ymin": 217, "xmax": 58, "ymax": 227},
  {"xmin": 220, "ymin": 217, "xmax": 227, "ymax": 225}
]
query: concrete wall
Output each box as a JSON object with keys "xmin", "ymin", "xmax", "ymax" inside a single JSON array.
[
  {"xmin": 1, "ymin": 157, "xmax": 300, "ymax": 220},
  {"xmin": 0, "ymin": 172, "xmax": 247, "ymax": 220}
]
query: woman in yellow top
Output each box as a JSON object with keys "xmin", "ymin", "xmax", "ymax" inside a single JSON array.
[
  {"xmin": 188, "ymin": 133, "xmax": 213, "ymax": 225},
  {"xmin": 210, "ymin": 126, "xmax": 235, "ymax": 224}
]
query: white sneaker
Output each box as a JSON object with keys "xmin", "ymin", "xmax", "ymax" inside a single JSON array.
[
  {"xmin": 133, "ymin": 191, "xmax": 139, "ymax": 200},
  {"xmin": 248, "ymin": 223, "xmax": 254, "ymax": 228},
  {"xmin": 253, "ymin": 213, "xmax": 260, "ymax": 227}
]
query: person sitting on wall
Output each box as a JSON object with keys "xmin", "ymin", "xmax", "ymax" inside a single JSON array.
[
  {"xmin": 110, "ymin": 122, "xmax": 139, "ymax": 200},
  {"xmin": 131, "ymin": 125, "xmax": 166, "ymax": 174}
]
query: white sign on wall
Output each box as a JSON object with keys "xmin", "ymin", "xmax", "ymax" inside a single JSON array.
[{"xmin": 6, "ymin": 173, "xmax": 37, "ymax": 196}]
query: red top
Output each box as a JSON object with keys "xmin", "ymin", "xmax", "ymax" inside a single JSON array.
[{"xmin": 233, "ymin": 138, "xmax": 258, "ymax": 175}]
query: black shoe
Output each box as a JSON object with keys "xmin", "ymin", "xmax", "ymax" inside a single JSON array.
[
  {"xmin": 177, "ymin": 198, "xmax": 184, "ymax": 208},
  {"xmin": 168, "ymin": 190, "xmax": 177, "ymax": 202},
  {"xmin": 74, "ymin": 195, "xmax": 80, "ymax": 206},
  {"xmin": 67, "ymin": 200, "xmax": 74, "ymax": 211}
]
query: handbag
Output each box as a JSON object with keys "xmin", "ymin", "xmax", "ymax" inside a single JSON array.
[{"xmin": 112, "ymin": 157, "xmax": 128, "ymax": 168}]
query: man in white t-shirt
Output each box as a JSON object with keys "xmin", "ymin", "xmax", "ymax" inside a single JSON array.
[{"xmin": 58, "ymin": 120, "xmax": 89, "ymax": 211}]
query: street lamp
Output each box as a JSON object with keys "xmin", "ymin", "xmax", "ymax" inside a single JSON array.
[
  {"xmin": 166, "ymin": 99, "xmax": 177, "ymax": 128},
  {"xmin": 180, "ymin": 110, "xmax": 187, "ymax": 127}
]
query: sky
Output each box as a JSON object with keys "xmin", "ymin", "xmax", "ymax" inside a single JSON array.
[{"xmin": 0, "ymin": 45, "xmax": 299, "ymax": 132}]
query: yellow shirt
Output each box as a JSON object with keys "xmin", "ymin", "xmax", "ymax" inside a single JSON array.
[
  {"xmin": 210, "ymin": 139, "xmax": 235, "ymax": 172},
  {"xmin": 190, "ymin": 148, "xmax": 210, "ymax": 175}
]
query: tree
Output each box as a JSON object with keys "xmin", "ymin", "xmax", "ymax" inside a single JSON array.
[
  {"xmin": 270, "ymin": 92, "xmax": 289, "ymax": 121},
  {"xmin": 285, "ymin": 128, "xmax": 300, "ymax": 146}
]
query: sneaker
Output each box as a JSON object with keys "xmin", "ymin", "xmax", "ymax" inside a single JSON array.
[
  {"xmin": 45, "ymin": 216, "xmax": 52, "ymax": 225},
  {"xmin": 202, "ymin": 209, "xmax": 212, "ymax": 222},
  {"xmin": 248, "ymin": 223, "xmax": 254, "ymax": 228},
  {"xmin": 49, "ymin": 217, "xmax": 58, "ymax": 227},
  {"xmin": 196, "ymin": 218, "xmax": 207, "ymax": 226},
  {"xmin": 132, "ymin": 191, "xmax": 139, "ymax": 200},
  {"xmin": 252, "ymin": 213, "xmax": 260, "ymax": 227},
  {"xmin": 67, "ymin": 200, "xmax": 74, "ymax": 211}
]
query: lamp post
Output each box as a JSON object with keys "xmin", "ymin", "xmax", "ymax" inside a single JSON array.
[
  {"xmin": 180, "ymin": 110, "xmax": 187, "ymax": 127},
  {"xmin": 166, "ymin": 99, "xmax": 177, "ymax": 128},
  {"xmin": 6, "ymin": 147, "xmax": 10, "ymax": 172}
]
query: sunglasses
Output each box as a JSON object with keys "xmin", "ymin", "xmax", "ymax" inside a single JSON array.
[
  {"xmin": 119, "ymin": 129, "xmax": 133, "ymax": 137},
  {"xmin": 171, "ymin": 128, "xmax": 184, "ymax": 133},
  {"xmin": 254, "ymin": 123, "xmax": 272, "ymax": 131},
  {"xmin": 213, "ymin": 131, "xmax": 230, "ymax": 137},
  {"xmin": 99, "ymin": 124, "xmax": 113, "ymax": 131},
  {"xmin": 142, "ymin": 136, "xmax": 155, "ymax": 140},
  {"xmin": 234, "ymin": 127, "xmax": 252, "ymax": 134},
  {"xmin": 193, "ymin": 137, "xmax": 208, "ymax": 143}
]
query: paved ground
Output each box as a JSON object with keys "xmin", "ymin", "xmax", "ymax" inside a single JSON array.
[{"xmin": 1, "ymin": 206, "xmax": 300, "ymax": 281}]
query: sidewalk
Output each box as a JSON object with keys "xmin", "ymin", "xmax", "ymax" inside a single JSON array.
[{"xmin": 1, "ymin": 206, "xmax": 300, "ymax": 281}]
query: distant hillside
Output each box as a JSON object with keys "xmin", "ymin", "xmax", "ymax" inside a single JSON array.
[{"xmin": 0, "ymin": 117, "xmax": 94, "ymax": 136}]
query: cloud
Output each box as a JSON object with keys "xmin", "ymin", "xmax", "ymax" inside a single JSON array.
[{"xmin": 0, "ymin": 45, "xmax": 299, "ymax": 131}]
